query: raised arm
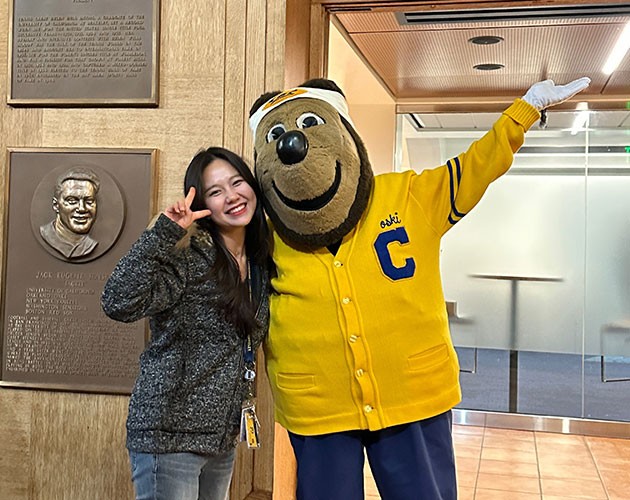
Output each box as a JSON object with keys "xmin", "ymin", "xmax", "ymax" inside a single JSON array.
[
  {"xmin": 414, "ymin": 78, "xmax": 590, "ymax": 234},
  {"xmin": 101, "ymin": 214, "xmax": 189, "ymax": 322}
]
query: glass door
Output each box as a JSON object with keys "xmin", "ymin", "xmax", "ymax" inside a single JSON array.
[
  {"xmin": 399, "ymin": 109, "xmax": 630, "ymax": 422},
  {"xmin": 583, "ymin": 122, "xmax": 630, "ymax": 421}
]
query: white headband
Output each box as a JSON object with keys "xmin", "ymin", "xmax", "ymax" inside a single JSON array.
[{"xmin": 249, "ymin": 87, "xmax": 354, "ymax": 136}]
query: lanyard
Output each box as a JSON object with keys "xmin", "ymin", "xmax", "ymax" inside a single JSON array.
[
  {"xmin": 239, "ymin": 259, "xmax": 260, "ymax": 448},
  {"xmin": 243, "ymin": 335, "xmax": 256, "ymax": 403},
  {"xmin": 243, "ymin": 260, "xmax": 256, "ymax": 387},
  {"xmin": 243, "ymin": 336, "xmax": 255, "ymax": 369}
]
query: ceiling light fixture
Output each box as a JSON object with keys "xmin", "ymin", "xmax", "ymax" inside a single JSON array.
[
  {"xmin": 602, "ymin": 21, "xmax": 630, "ymax": 74},
  {"xmin": 469, "ymin": 35, "xmax": 504, "ymax": 45},
  {"xmin": 397, "ymin": 5, "xmax": 630, "ymax": 25},
  {"xmin": 473, "ymin": 63, "xmax": 504, "ymax": 71}
]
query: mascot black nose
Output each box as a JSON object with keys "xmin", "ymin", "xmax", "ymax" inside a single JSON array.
[{"xmin": 276, "ymin": 131, "xmax": 309, "ymax": 165}]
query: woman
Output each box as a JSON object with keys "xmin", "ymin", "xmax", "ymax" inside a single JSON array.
[{"xmin": 101, "ymin": 146, "xmax": 271, "ymax": 500}]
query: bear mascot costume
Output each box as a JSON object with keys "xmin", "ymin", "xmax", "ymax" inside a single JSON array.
[{"xmin": 249, "ymin": 76, "xmax": 589, "ymax": 499}]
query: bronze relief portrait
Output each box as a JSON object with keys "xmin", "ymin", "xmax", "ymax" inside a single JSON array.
[{"xmin": 31, "ymin": 164, "xmax": 125, "ymax": 263}]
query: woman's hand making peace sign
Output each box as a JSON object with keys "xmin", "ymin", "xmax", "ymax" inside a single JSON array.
[{"xmin": 163, "ymin": 187, "xmax": 212, "ymax": 229}]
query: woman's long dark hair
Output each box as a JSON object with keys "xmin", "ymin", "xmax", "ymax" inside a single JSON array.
[{"xmin": 184, "ymin": 147, "xmax": 270, "ymax": 337}]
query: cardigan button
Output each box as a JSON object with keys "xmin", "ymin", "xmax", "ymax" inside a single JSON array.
[
  {"xmin": 342, "ymin": 297, "xmax": 351, "ymax": 305},
  {"xmin": 364, "ymin": 405, "xmax": 373, "ymax": 413}
]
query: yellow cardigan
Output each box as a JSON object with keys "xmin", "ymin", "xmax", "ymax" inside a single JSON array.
[{"xmin": 265, "ymin": 99, "xmax": 540, "ymax": 435}]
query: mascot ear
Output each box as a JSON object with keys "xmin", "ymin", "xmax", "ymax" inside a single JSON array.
[
  {"xmin": 249, "ymin": 90, "xmax": 281, "ymax": 117},
  {"xmin": 298, "ymin": 78, "xmax": 346, "ymax": 96}
]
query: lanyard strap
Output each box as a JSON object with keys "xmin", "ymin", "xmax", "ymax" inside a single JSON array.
[
  {"xmin": 243, "ymin": 260, "xmax": 256, "ymax": 399},
  {"xmin": 243, "ymin": 335, "xmax": 254, "ymax": 364},
  {"xmin": 243, "ymin": 335, "xmax": 256, "ymax": 400}
]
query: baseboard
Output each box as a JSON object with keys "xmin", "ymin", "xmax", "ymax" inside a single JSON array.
[{"xmin": 453, "ymin": 409, "xmax": 630, "ymax": 438}]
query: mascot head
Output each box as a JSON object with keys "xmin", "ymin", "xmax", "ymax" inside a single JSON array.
[{"xmin": 249, "ymin": 79, "xmax": 373, "ymax": 248}]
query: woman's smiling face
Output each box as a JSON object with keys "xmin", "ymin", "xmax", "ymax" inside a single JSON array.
[{"xmin": 202, "ymin": 158, "xmax": 257, "ymax": 233}]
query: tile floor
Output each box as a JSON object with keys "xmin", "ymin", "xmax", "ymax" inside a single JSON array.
[{"xmin": 364, "ymin": 424, "xmax": 630, "ymax": 499}]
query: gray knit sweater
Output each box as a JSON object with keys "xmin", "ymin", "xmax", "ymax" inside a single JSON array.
[{"xmin": 101, "ymin": 214, "xmax": 269, "ymax": 455}]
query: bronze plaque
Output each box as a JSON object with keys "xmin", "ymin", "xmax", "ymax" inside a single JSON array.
[
  {"xmin": 1, "ymin": 148, "xmax": 157, "ymax": 393},
  {"xmin": 8, "ymin": 0, "xmax": 160, "ymax": 106}
]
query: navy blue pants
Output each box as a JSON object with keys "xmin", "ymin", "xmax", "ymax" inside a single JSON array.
[{"xmin": 288, "ymin": 411, "xmax": 456, "ymax": 500}]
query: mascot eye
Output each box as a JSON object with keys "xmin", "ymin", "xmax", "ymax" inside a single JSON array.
[
  {"xmin": 297, "ymin": 113, "xmax": 325, "ymax": 129},
  {"xmin": 266, "ymin": 124, "xmax": 286, "ymax": 143}
]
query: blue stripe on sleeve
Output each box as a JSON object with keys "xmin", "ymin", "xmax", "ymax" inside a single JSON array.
[
  {"xmin": 447, "ymin": 158, "xmax": 467, "ymax": 226},
  {"xmin": 447, "ymin": 159, "xmax": 456, "ymax": 208},
  {"xmin": 449, "ymin": 157, "xmax": 466, "ymax": 218}
]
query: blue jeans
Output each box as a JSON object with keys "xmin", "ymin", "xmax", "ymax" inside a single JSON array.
[{"xmin": 129, "ymin": 449, "xmax": 235, "ymax": 500}]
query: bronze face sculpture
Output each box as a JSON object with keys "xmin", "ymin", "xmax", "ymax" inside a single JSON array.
[{"xmin": 40, "ymin": 167, "xmax": 100, "ymax": 259}]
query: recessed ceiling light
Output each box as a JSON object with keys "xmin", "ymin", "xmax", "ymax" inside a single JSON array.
[
  {"xmin": 469, "ymin": 35, "xmax": 504, "ymax": 45},
  {"xmin": 473, "ymin": 63, "xmax": 505, "ymax": 71}
]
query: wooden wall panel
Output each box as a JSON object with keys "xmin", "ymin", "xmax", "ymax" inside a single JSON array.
[
  {"xmin": 0, "ymin": 389, "xmax": 32, "ymax": 499},
  {"xmin": 285, "ymin": 0, "xmax": 311, "ymax": 87},
  {"xmin": 265, "ymin": 0, "xmax": 286, "ymax": 92},
  {"xmin": 0, "ymin": 0, "xmax": 287, "ymax": 498},
  {"xmin": 94, "ymin": 396, "xmax": 136, "ymax": 499},
  {"xmin": 310, "ymin": 4, "xmax": 329, "ymax": 80},
  {"xmin": 241, "ymin": 0, "xmax": 268, "ymax": 168},
  {"xmin": 224, "ymin": 0, "xmax": 247, "ymax": 154},
  {"xmin": 29, "ymin": 392, "xmax": 133, "ymax": 500},
  {"xmin": 272, "ymin": 423, "xmax": 297, "ymax": 500},
  {"xmin": 251, "ymin": 355, "xmax": 274, "ymax": 494}
]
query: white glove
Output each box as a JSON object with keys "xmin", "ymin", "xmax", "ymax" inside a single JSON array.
[{"xmin": 522, "ymin": 77, "xmax": 591, "ymax": 110}]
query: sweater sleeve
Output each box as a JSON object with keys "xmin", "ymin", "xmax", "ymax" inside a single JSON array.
[
  {"xmin": 101, "ymin": 214, "xmax": 189, "ymax": 323},
  {"xmin": 411, "ymin": 98, "xmax": 540, "ymax": 236}
]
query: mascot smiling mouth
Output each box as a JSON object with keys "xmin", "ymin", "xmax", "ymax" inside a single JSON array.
[{"xmin": 272, "ymin": 161, "xmax": 342, "ymax": 212}]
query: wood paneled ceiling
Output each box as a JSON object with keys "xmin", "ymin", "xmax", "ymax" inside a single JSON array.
[{"xmin": 332, "ymin": 3, "xmax": 630, "ymax": 112}]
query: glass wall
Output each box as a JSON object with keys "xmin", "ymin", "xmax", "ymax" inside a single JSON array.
[{"xmin": 398, "ymin": 110, "xmax": 630, "ymax": 422}]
